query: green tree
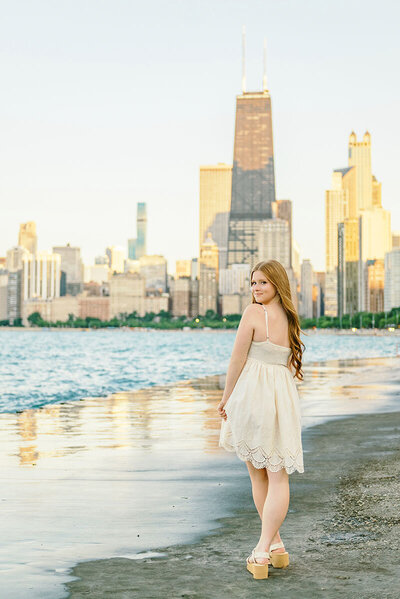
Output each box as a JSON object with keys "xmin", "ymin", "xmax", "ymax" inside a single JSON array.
[
  {"xmin": 66, "ymin": 313, "xmax": 76, "ymax": 326},
  {"xmin": 27, "ymin": 312, "xmax": 43, "ymax": 326},
  {"xmin": 158, "ymin": 310, "xmax": 172, "ymax": 320},
  {"xmin": 205, "ymin": 309, "xmax": 219, "ymax": 320},
  {"xmin": 143, "ymin": 311, "xmax": 155, "ymax": 322}
]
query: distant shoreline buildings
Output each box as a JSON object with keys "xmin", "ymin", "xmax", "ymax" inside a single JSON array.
[
  {"xmin": 1, "ymin": 36, "xmax": 399, "ymax": 325},
  {"xmin": 325, "ymin": 131, "xmax": 396, "ymax": 319}
]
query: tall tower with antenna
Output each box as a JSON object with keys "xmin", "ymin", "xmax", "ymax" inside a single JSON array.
[{"xmin": 227, "ymin": 32, "xmax": 276, "ymax": 267}]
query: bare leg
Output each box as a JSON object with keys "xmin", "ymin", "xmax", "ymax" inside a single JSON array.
[
  {"xmin": 246, "ymin": 462, "xmax": 285, "ymax": 553},
  {"xmin": 253, "ymin": 468, "xmax": 290, "ymax": 563}
]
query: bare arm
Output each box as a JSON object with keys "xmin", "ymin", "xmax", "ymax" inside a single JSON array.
[{"xmin": 217, "ymin": 305, "xmax": 256, "ymax": 420}]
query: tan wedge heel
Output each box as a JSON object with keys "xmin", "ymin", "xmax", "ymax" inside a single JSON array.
[
  {"xmin": 246, "ymin": 549, "xmax": 269, "ymax": 579},
  {"xmin": 269, "ymin": 541, "xmax": 289, "ymax": 569}
]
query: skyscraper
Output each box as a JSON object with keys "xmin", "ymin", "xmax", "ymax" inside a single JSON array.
[
  {"xmin": 384, "ymin": 249, "xmax": 400, "ymax": 311},
  {"xmin": 6, "ymin": 246, "xmax": 29, "ymax": 272},
  {"xmin": 199, "ymin": 163, "xmax": 232, "ymax": 270},
  {"xmin": 199, "ymin": 234, "xmax": 218, "ymax": 315},
  {"xmin": 257, "ymin": 219, "xmax": 290, "ymax": 268},
  {"xmin": 325, "ymin": 131, "xmax": 390, "ymax": 315},
  {"xmin": 52, "ymin": 244, "xmax": 83, "ymax": 296},
  {"xmin": 22, "ymin": 252, "xmax": 61, "ymax": 300},
  {"xmin": 325, "ymin": 168, "xmax": 351, "ymax": 316},
  {"xmin": 348, "ymin": 131, "xmax": 372, "ymax": 212},
  {"xmin": 300, "ymin": 260, "xmax": 313, "ymax": 318},
  {"xmin": 227, "ymin": 39, "xmax": 276, "ymax": 267},
  {"xmin": 128, "ymin": 203, "xmax": 147, "ymax": 260},
  {"xmin": 276, "ymin": 200, "xmax": 292, "ymax": 267},
  {"xmin": 18, "ymin": 222, "xmax": 37, "ymax": 255}
]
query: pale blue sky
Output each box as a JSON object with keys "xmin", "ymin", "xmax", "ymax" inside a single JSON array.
[{"xmin": 1, "ymin": 0, "xmax": 399, "ymax": 272}]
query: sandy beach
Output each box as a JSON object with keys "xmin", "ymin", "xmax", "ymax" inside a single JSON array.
[{"xmin": 66, "ymin": 409, "xmax": 400, "ymax": 599}]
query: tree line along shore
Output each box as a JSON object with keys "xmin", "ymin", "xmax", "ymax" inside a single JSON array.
[{"xmin": 1, "ymin": 307, "xmax": 399, "ymax": 331}]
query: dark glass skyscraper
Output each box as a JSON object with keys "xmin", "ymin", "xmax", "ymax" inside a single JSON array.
[{"xmin": 227, "ymin": 89, "xmax": 276, "ymax": 267}]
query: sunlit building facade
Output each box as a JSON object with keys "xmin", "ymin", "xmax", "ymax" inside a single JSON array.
[
  {"xmin": 105, "ymin": 246, "xmax": 125, "ymax": 274},
  {"xmin": 348, "ymin": 131, "xmax": 372, "ymax": 212},
  {"xmin": 365, "ymin": 259, "xmax": 384, "ymax": 313},
  {"xmin": 18, "ymin": 222, "xmax": 37, "ymax": 255},
  {"xmin": 199, "ymin": 234, "xmax": 218, "ymax": 315},
  {"xmin": 22, "ymin": 252, "xmax": 61, "ymax": 301},
  {"xmin": 199, "ymin": 164, "xmax": 232, "ymax": 270},
  {"xmin": 325, "ymin": 131, "xmax": 390, "ymax": 316},
  {"xmin": 175, "ymin": 259, "xmax": 192, "ymax": 280}
]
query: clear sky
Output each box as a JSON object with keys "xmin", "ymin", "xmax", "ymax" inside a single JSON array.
[{"xmin": 1, "ymin": 0, "xmax": 399, "ymax": 273}]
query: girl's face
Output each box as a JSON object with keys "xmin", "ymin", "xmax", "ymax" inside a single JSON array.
[{"xmin": 251, "ymin": 270, "xmax": 277, "ymax": 304}]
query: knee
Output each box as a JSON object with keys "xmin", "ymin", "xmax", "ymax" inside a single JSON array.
[
  {"xmin": 248, "ymin": 464, "xmax": 268, "ymax": 481},
  {"xmin": 266, "ymin": 468, "xmax": 289, "ymax": 486}
]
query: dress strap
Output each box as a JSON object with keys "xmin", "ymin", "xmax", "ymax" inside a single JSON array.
[{"xmin": 262, "ymin": 306, "xmax": 269, "ymax": 341}]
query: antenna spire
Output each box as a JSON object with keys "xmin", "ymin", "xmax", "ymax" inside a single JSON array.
[
  {"xmin": 242, "ymin": 26, "xmax": 246, "ymax": 93},
  {"xmin": 263, "ymin": 38, "xmax": 268, "ymax": 91}
]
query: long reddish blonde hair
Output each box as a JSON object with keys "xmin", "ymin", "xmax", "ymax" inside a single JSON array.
[{"xmin": 251, "ymin": 260, "xmax": 305, "ymax": 380}]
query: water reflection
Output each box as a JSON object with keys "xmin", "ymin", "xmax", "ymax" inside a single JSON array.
[{"xmin": 2, "ymin": 356, "xmax": 398, "ymax": 468}]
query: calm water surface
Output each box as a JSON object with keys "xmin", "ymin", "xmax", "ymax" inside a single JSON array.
[{"xmin": 1, "ymin": 329, "xmax": 399, "ymax": 413}]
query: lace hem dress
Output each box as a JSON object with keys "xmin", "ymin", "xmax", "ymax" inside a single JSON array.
[{"xmin": 218, "ymin": 306, "xmax": 304, "ymax": 475}]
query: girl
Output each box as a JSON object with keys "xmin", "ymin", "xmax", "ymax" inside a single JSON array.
[{"xmin": 218, "ymin": 259, "xmax": 304, "ymax": 580}]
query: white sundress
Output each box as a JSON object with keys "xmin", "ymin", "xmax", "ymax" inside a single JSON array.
[{"xmin": 219, "ymin": 306, "xmax": 304, "ymax": 474}]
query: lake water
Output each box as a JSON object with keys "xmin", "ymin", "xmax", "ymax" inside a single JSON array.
[{"xmin": 1, "ymin": 329, "xmax": 399, "ymax": 413}]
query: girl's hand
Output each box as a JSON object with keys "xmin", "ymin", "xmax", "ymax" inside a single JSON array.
[{"xmin": 217, "ymin": 399, "xmax": 228, "ymax": 420}]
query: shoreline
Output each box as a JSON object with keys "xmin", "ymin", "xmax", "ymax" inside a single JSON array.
[
  {"xmin": 2, "ymin": 353, "xmax": 399, "ymax": 418},
  {"xmin": 65, "ymin": 408, "xmax": 400, "ymax": 598},
  {"xmin": 1, "ymin": 325, "xmax": 399, "ymax": 337}
]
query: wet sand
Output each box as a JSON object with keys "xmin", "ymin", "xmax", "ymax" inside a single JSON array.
[
  {"xmin": 65, "ymin": 359, "xmax": 400, "ymax": 599},
  {"xmin": 65, "ymin": 410, "xmax": 400, "ymax": 599}
]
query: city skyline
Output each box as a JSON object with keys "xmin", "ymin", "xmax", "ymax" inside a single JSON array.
[{"xmin": 1, "ymin": 1, "xmax": 400, "ymax": 273}]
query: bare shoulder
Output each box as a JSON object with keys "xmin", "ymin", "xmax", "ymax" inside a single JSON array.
[
  {"xmin": 268, "ymin": 305, "xmax": 289, "ymax": 332},
  {"xmin": 242, "ymin": 303, "xmax": 264, "ymax": 321}
]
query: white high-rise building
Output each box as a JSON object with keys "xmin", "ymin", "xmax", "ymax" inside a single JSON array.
[
  {"xmin": 219, "ymin": 264, "xmax": 250, "ymax": 295},
  {"xmin": 22, "ymin": 252, "xmax": 61, "ymax": 300},
  {"xmin": 384, "ymin": 249, "xmax": 400, "ymax": 311},
  {"xmin": 257, "ymin": 219, "xmax": 291, "ymax": 268},
  {"xmin": 300, "ymin": 259, "xmax": 313, "ymax": 318},
  {"xmin": 53, "ymin": 244, "xmax": 83, "ymax": 295},
  {"xmin": 0, "ymin": 271, "xmax": 8, "ymax": 321}
]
